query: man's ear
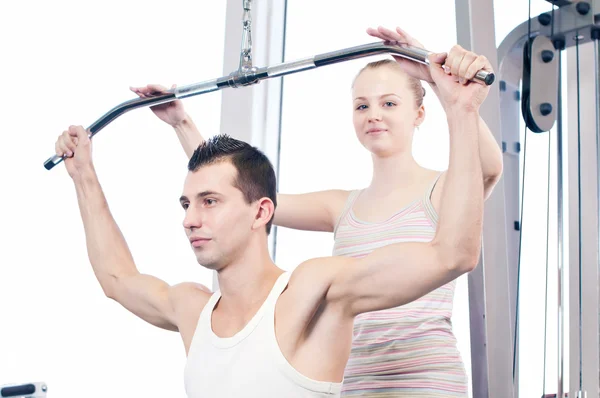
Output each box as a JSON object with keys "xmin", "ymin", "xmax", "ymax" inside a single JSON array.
[{"xmin": 252, "ymin": 197, "xmax": 275, "ymax": 231}]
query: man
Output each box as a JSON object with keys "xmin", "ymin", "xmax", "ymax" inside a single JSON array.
[{"xmin": 54, "ymin": 51, "xmax": 489, "ymax": 397}]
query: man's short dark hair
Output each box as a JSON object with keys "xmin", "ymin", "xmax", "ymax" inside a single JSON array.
[{"xmin": 188, "ymin": 134, "xmax": 277, "ymax": 234}]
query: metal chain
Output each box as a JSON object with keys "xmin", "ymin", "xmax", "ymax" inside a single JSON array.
[{"xmin": 240, "ymin": 0, "xmax": 253, "ymax": 72}]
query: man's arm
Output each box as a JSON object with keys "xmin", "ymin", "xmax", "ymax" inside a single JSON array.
[
  {"xmin": 477, "ymin": 115, "xmax": 504, "ymax": 198},
  {"xmin": 430, "ymin": 84, "xmax": 503, "ymax": 200},
  {"xmin": 74, "ymin": 168, "xmax": 184, "ymax": 330},
  {"xmin": 363, "ymin": 27, "xmax": 503, "ymax": 199},
  {"xmin": 324, "ymin": 106, "xmax": 483, "ymax": 316},
  {"xmin": 58, "ymin": 126, "xmax": 210, "ymax": 332}
]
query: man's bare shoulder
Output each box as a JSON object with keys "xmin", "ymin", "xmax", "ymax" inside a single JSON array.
[
  {"xmin": 168, "ymin": 282, "xmax": 212, "ymax": 353},
  {"xmin": 283, "ymin": 257, "xmax": 348, "ymax": 308},
  {"xmin": 169, "ymin": 282, "xmax": 212, "ymax": 315}
]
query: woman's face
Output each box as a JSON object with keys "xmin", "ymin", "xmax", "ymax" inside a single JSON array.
[{"xmin": 352, "ymin": 66, "xmax": 424, "ymax": 158}]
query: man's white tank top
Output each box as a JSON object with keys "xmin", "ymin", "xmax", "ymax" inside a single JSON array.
[{"xmin": 184, "ymin": 272, "xmax": 342, "ymax": 398}]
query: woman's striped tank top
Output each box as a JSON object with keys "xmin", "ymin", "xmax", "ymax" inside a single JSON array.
[{"xmin": 332, "ymin": 173, "xmax": 468, "ymax": 397}]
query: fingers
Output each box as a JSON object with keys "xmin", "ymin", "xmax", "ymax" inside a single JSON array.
[
  {"xmin": 445, "ymin": 45, "xmax": 490, "ymax": 85},
  {"xmin": 427, "ymin": 52, "xmax": 449, "ymax": 84},
  {"xmin": 55, "ymin": 134, "xmax": 66, "ymax": 157},
  {"xmin": 54, "ymin": 125, "xmax": 91, "ymax": 161},
  {"xmin": 366, "ymin": 27, "xmax": 390, "ymax": 42},
  {"xmin": 366, "ymin": 26, "xmax": 426, "ymax": 49},
  {"xmin": 428, "ymin": 55, "xmax": 448, "ymax": 82},
  {"xmin": 395, "ymin": 27, "xmax": 411, "ymax": 40},
  {"xmin": 395, "ymin": 27, "xmax": 424, "ymax": 48},
  {"xmin": 448, "ymin": 45, "xmax": 466, "ymax": 81},
  {"xmin": 377, "ymin": 26, "xmax": 402, "ymax": 43},
  {"xmin": 130, "ymin": 86, "xmax": 143, "ymax": 98},
  {"xmin": 129, "ymin": 84, "xmax": 170, "ymax": 98},
  {"xmin": 465, "ymin": 55, "xmax": 491, "ymax": 82},
  {"xmin": 367, "ymin": 26, "xmax": 405, "ymax": 45},
  {"xmin": 458, "ymin": 52, "xmax": 477, "ymax": 85},
  {"xmin": 146, "ymin": 83, "xmax": 170, "ymax": 94},
  {"xmin": 366, "ymin": 27, "xmax": 379, "ymax": 36},
  {"xmin": 429, "ymin": 52, "xmax": 447, "ymax": 66},
  {"xmin": 68, "ymin": 125, "xmax": 89, "ymax": 144},
  {"xmin": 55, "ymin": 130, "xmax": 76, "ymax": 157}
]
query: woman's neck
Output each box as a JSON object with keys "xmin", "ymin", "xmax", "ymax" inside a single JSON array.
[{"xmin": 368, "ymin": 151, "xmax": 427, "ymax": 195}]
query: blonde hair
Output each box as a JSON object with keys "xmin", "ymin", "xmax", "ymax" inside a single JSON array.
[{"xmin": 352, "ymin": 59, "xmax": 426, "ymax": 108}]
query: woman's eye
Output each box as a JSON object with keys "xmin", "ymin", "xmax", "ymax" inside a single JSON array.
[
  {"xmin": 356, "ymin": 104, "xmax": 367, "ymax": 110},
  {"xmin": 384, "ymin": 101, "xmax": 396, "ymax": 107}
]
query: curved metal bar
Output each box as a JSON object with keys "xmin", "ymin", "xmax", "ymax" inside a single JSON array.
[
  {"xmin": 43, "ymin": 79, "xmax": 220, "ymax": 170},
  {"xmin": 44, "ymin": 41, "xmax": 495, "ymax": 170}
]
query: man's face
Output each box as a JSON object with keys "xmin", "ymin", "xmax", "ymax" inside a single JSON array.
[{"xmin": 179, "ymin": 161, "xmax": 256, "ymax": 270}]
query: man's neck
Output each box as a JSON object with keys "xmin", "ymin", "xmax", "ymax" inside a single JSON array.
[{"xmin": 215, "ymin": 240, "xmax": 283, "ymax": 317}]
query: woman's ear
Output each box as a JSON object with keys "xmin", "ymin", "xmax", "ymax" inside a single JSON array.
[{"xmin": 415, "ymin": 105, "xmax": 426, "ymax": 128}]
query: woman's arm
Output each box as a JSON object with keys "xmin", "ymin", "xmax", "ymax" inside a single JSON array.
[
  {"xmin": 275, "ymin": 190, "xmax": 350, "ymax": 232},
  {"xmin": 171, "ymin": 113, "xmax": 205, "ymax": 159},
  {"xmin": 130, "ymin": 85, "xmax": 205, "ymax": 158},
  {"xmin": 132, "ymin": 85, "xmax": 352, "ymax": 233}
]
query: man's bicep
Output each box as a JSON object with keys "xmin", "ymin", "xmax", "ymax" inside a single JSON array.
[
  {"xmin": 110, "ymin": 273, "xmax": 180, "ymax": 331},
  {"xmin": 327, "ymin": 241, "xmax": 462, "ymax": 317}
]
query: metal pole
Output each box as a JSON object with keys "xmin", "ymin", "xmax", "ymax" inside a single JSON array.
[
  {"xmin": 556, "ymin": 39, "xmax": 565, "ymax": 398},
  {"xmin": 593, "ymin": 32, "xmax": 600, "ymax": 390}
]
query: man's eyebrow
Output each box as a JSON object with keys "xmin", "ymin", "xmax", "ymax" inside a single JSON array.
[{"xmin": 179, "ymin": 191, "xmax": 222, "ymax": 203}]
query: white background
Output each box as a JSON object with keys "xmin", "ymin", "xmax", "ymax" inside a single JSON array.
[
  {"xmin": 0, "ymin": 0, "xmax": 570, "ymax": 397},
  {"xmin": 0, "ymin": 1, "xmax": 225, "ymax": 397}
]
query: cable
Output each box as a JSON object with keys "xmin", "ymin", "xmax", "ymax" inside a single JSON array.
[
  {"xmin": 542, "ymin": 114, "xmax": 552, "ymax": 397},
  {"xmin": 272, "ymin": 0, "xmax": 289, "ymax": 263},
  {"xmin": 542, "ymin": 4, "xmax": 558, "ymax": 395},
  {"xmin": 556, "ymin": 39, "xmax": 565, "ymax": 398},
  {"xmin": 513, "ymin": 0, "xmax": 533, "ymax": 382}
]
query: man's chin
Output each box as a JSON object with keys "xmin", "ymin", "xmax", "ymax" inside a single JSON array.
[{"xmin": 196, "ymin": 256, "xmax": 220, "ymax": 271}]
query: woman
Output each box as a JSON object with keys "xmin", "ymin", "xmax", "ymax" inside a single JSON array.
[{"xmin": 131, "ymin": 26, "xmax": 502, "ymax": 397}]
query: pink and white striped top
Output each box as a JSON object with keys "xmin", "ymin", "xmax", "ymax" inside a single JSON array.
[{"xmin": 332, "ymin": 173, "xmax": 468, "ymax": 397}]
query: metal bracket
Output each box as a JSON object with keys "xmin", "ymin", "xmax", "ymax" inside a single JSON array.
[
  {"xmin": 521, "ymin": 35, "xmax": 559, "ymax": 133},
  {"xmin": 552, "ymin": 1, "xmax": 596, "ymax": 48},
  {"xmin": 240, "ymin": 0, "xmax": 253, "ymax": 72},
  {"xmin": 229, "ymin": 0, "xmax": 259, "ymax": 87},
  {"xmin": 545, "ymin": 0, "xmax": 574, "ymax": 7}
]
